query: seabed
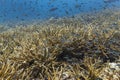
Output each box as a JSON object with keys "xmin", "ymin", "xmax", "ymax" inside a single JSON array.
[{"xmin": 0, "ymin": 9, "xmax": 120, "ymax": 80}]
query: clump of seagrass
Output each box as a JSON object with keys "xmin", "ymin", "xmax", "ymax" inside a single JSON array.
[
  {"xmin": 0, "ymin": 24, "xmax": 119, "ymax": 80},
  {"xmin": 0, "ymin": 9, "xmax": 120, "ymax": 80},
  {"xmin": 56, "ymin": 27, "xmax": 119, "ymax": 63}
]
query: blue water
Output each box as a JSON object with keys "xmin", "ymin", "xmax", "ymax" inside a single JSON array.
[{"xmin": 0, "ymin": 0, "xmax": 120, "ymax": 25}]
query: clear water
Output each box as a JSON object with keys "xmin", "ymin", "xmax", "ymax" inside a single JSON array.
[{"xmin": 0, "ymin": 0, "xmax": 120, "ymax": 25}]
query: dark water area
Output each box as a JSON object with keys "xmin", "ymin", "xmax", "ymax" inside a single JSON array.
[{"xmin": 0, "ymin": 0, "xmax": 120, "ymax": 25}]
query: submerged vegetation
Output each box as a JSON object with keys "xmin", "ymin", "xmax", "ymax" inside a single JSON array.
[{"xmin": 0, "ymin": 9, "xmax": 120, "ymax": 80}]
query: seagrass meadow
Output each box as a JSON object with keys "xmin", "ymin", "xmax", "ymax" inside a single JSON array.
[{"xmin": 0, "ymin": 9, "xmax": 120, "ymax": 80}]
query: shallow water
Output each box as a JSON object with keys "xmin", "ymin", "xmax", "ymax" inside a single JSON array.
[
  {"xmin": 0, "ymin": 0, "xmax": 120, "ymax": 25},
  {"xmin": 0, "ymin": 1, "xmax": 120, "ymax": 79}
]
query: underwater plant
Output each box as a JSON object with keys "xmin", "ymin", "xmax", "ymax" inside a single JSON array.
[{"xmin": 0, "ymin": 9, "xmax": 120, "ymax": 80}]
